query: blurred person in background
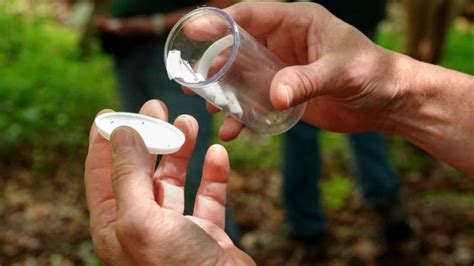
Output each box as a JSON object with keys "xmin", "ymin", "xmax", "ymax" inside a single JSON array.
[
  {"xmin": 403, "ymin": 0, "xmax": 467, "ymax": 64},
  {"xmin": 93, "ymin": 0, "xmax": 240, "ymax": 243},
  {"xmin": 283, "ymin": 0, "xmax": 412, "ymax": 256},
  {"xmin": 402, "ymin": 0, "xmax": 468, "ymax": 170}
]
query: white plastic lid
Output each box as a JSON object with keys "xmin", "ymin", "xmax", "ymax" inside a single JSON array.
[{"xmin": 94, "ymin": 112, "xmax": 185, "ymax": 154}]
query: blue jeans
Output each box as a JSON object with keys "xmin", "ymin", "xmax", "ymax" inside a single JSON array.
[
  {"xmin": 113, "ymin": 38, "xmax": 240, "ymax": 244},
  {"xmin": 283, "ymin": 122, "xmax": 401, "ymax": 237}
]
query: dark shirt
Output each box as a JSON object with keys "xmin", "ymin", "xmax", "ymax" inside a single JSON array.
[
  {"xmin": 291, "ymin": 0, "xmax": 387, "ymax": 31},
  {"xmin": 103, "ymin": 1, "xmax": 205, "ymax": 57},
  {"xmin": 111, "ymin": 0, "xmax": 204, "ymax": 17}
]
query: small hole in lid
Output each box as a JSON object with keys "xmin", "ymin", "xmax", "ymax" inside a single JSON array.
[{"xmin": 110, "ymin": 120, "xmax": 114, "ymax": 124}]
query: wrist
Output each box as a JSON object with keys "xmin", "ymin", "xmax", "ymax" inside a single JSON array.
[
  {"xmin": 377, "ymin": 51, "xmax": 422, "ymax": 135},
  {"xmin": 382, "ymin": 52, "xmax": 474, "ymax": 174}
]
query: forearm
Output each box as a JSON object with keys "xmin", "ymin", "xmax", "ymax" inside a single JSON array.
[
  {"xmin": 385, "ymin": 53, "xmax": 474, "ymax": 176},
  {"xmin": 163, "ymin": 8, "xmax": 197, "ymax": 31}
]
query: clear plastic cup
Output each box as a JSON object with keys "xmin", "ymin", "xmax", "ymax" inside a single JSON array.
[{"xmin": 164, "ymin": 7, "xmax": 306, "ymax": 135}]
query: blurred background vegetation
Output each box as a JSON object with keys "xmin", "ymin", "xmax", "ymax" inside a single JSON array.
[{"xmin": 0, "ymin": 0, "xmax": 473, "ymax": 265}]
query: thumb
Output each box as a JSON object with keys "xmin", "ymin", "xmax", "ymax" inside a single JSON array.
[
  {"xmin": 110, "ymin": 126, "xmax": 155, "ymax": 213},
  {"xmin": 270, "ymin": 55, "xmax": 344, "ymax": 110}
]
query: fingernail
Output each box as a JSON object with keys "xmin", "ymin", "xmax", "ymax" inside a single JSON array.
[
  {"xmin": 178, "ymin": 114, "xmax": 196, "ymax": 133},
  {"xmin": 219, "ymin": 121, "xmax": 229, "ymax": 134},
  {"xmin": 184, "ymin": 116, "xmax": 195, "ymax": 133},
  {"xmin": 280, "ymin": 84, "xmax": 293, "ymax": 107},
  {"xmin": 111, "ymin": 127, "xmax": 135, "ymax": 154}
]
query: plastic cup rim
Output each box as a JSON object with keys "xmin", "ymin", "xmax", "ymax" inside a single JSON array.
[{"xmin": 164, "ymin": 7, "xmax": 240, "ymax": 89}]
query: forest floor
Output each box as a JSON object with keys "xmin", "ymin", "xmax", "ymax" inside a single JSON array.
[{"xmin": 1, "ymin": 152, "xmax": 473, "ymax": 265}]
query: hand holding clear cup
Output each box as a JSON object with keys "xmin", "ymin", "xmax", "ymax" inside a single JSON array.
[
  {"xmin": 167, "ymin": 3, "xmax": 414, "ymax": 142},
  {"xmin": 165, "ymin": 7, "xmax": 307, "ymax": 140}
]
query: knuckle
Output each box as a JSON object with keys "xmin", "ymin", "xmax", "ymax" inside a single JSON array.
[
  {"xmin": 92, "ymin": 240, "xmax": 108, "ymax": 262},
  {"xmin": 115, "ymin": 217, "xmax": 138, "ymax": 243},
  {"xmin": 90, "ymin": 228, "xmax": 112, "ymax": 262},
  {"xmin": 89, "ymin": 221, "xmax": 100, "ymax": 238},
  {"xmin": 342, "ymin": 67, "xmax": 361, "ymax": 90}
]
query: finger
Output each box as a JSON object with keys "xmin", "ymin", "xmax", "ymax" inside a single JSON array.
[
  {"xmin": 206, "ymin": 101, "xmax": 221, "ymax": 113},
  {"xmin": 182, "ymin": 12, "xmax": 229, "ymax": 41},
  {"xmin": 154, "ymin": 115, "xmax": 198, "ymax": 213},
  {"xmin": 219, "ymin": 115, "xmax": 244, "ymax": 141},
  {"xmin": 205, "ymin": 52, "xmax": 229, "ymax": 78},
  {"xmin": 193, "ymin": 145, "xmax": 229, "ymax": 229},
  {"xmin": 110, "ymin": 127, "xmax": 156, "ymax": 216},
  {"xmin": 85, "ymin": 109, "xmax": 115, "ymax": 219},
  {"xmin": 270, "ymin": 55, "xmax": 344, "ymax": 109},
  {"xmin": 139, "ymin": 99, "xmax": 169, "ymax": 169},
  {"xmin": 139, "ymin": 99, "xmax": 168, "ymax": 121},
  {"xmin": 225, "ymin": 2, "xmax": 291, "ymax": 37}
]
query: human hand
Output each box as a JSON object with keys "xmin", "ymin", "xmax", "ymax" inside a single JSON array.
[
  {"xmin": 215, "ymin": 2, "xmax": 415, "ymax": 140},
  {"xmin": 84, "ymin": 100, "xmax": 255, "ymax": 265},
  {"xmin": 94, "ymin": 15, "xmax": 156, "ymax": 36}
]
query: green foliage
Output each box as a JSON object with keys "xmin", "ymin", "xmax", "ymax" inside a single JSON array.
[
  {"xmin": 375, "ymin": 22, "xmax": 403, "ymax": 52},
  {"xmin": 321, "ymin": 175, "xmax": 352, "ymax": 210},
  {"xmin": 319, "ymin": 132, "xmax": 352, "ymax": 174},
  {"xmin": 0, "ymin": 7, "xmax": 117, "ymax": 174},
  {"xmin": 423, "ymin": 191, "xmax": 474, "ymax": 208},
  {"xmin": 387, "ymin": 137, "xmax": 427, "ymax": 172},
  {"xmin": 210, "ymin": 113, "xmax": 280, "ymax": 169},
  {"xmin": 440, "ymin": 28, "xmax": 474, "ymax": 74},
  {"xmin": 376, "ymin": 23, "xmax": 474, "ymax": 74}
]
